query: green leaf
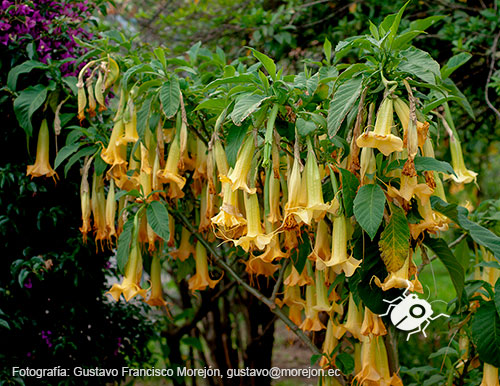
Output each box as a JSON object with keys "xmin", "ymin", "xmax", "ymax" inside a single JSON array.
[
  {"xmin": 335, "ymin": 352, "xmax": 355, "ymax": 374},
  {"xmin": 117, "ymin": 217, "xmax": 134, "ymax": 274},
  {"xmin": 121, "ymin": 64, "xmax": 153, "ymax": 91},
  {"xmin": 294, "ymin": 235, "xmax": 310, "ymax": 275},
  {"xmin": 194, "ymin": 98, "xmax": 227, "ymax": 112},
  {"xmin": 54, "ymin": 143, "xmax": 80, "ymax": 170},
  {"xmin": 369, "ymin": 21, "xmax": 379, "ymax": 40},
  {"xmin": 392, "ymin": 30, "xmax": 425, "ymax": 50},
  {"xmin": 495, "ymin": 278, "xmax": 500, "ymax": 318},
  {"xmin": 414, "ymin": 156, "xmax": 456, "ymax": 176},
  {"xmin": 398, "ymin": 47, "xmax": 441, "ymax": 85},
  {"xmin": 310, "ymin": 354, "xmax": 322, "ymax": 366},
  {"xmin": 431, "ymin": 197, "xmax": 500, "ymax": 261},
  {"xmin": 13, "ymin": 84, "xmax": 48, "ymax": 137},
  {"xmin": 327, "ymin": 76, "xmax": 363, "ymax": 138},
  {"xmin": 471, "ymin": 301, "xmax": 500, "ymax": 367},
  {"xmin": 379, "ymin": 205, "xmax": 410, "ymax": 272},
  {"xmin": 160, "ymin": 77, "xmax": 181, "ymax": 118},
  {"xmin": 386, "ymin": 0, "xmax": 410, "ymax": 48},
  {"xmin": 323, "ymin": 38, "xmax": 332, "ymax": 63},
  {"xmin": 64, "ymin": 146, "xmax": 96, "ymax": 177},
  {"xmin": 441, "ymin": 52, "xmax": 472, "ymax": 80},
  {"xmin": 0, "ymin": 318, "xmax": 10, "ymax": 330},
  {"xmin": 442, "ymin": 78, "xmax": 475, "ymax": 120},
  {"xmin": 353, "ymin": 184, "xmax": 386, "ymax": 240},
  {"xmin": 205, "ymin": 74, "xmax": 258, "ymax": 90},
  {"xmin": 7, "ymin": 60, "xmax": 47, "ymax": 90},
  {"xmin": 407, "ymin": 15, "xmax": 445, "ymax": 32},
  {"xmin": 422, "ymin": 96, "xmax": 463, "ymax": 114},
  {"xmin": 339, "ymin": 167, "xmax": 360, "ymax": 218},
  {"xmin": 296, "ymin": 117, "xmax": 316, "ymax": 137},
  {"xmin": 225, "ymin": 125, "xmax": 248, "ymax": 167},
  {"xmin": 146, "ymin": 201, "xmax": 170, "ymax": 241},
  {"xmin": 230, "ymin": 94, "xmax": 271, "ymax": 126},
  {"xmin": 423, "ymin": 236, "xmax": 465, "ymax": 302},
  {"xmin": 249, "ymin": 48, "xmax": 276, "ymax": 81},
  {"xmin": 180, "ymin": 336, "xmax": 203, "ymax": 351}
]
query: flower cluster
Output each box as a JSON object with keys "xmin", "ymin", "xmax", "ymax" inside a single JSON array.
[{"xmin": 1, "ymin": 0, "xmax": 93, "ymax": 76}]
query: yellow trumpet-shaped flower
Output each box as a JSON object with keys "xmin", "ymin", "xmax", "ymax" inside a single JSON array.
[
  {"xmin": 481, "ymin": 246, "xmax": 500, "ymax": 288},
  {"xmin": 320, "ymin": 318, "xmax": 346, "ymax": 368},
  {"xmin": 118, "ymin": 99, "xmax": 139, "ymax": 144},
  {"xmin": 79, "ymin": 160, "xmax": 92, "ymax": 243},
  {"xmin": 267, "ymin": 172, "xmax": 283, "ymax": 224},
  {"xmin": 27, "ymin": 119, "xmax": 58, "ymax": 181},
  {"xmin": 309, "ymin": 219, "xmax": 331, "ymax": 265},
  {"xmin": 105, "ymin": 178, "xmax": 117, "ymax": 242},
  {"xmin": 360, "ymin": 147, "xmax": 376, "ymax": 184},
  {"xmin": 253, "ymin": 232, "xmax": 287, "ymax": 263},
  {"xmin": 388, "ymin": 173, "xmax": 433, "ymax": 205},
  {"xmin": 213, "ymin": 140, "xmax": 229, "ymax": 179},
  {"xmin": 167, "ymin": 213, "xmax": 175, "ymax": 247},
  {"xmin": 300, "ymin": 282, "xmax": 326, "ymax": 331},
  {"xmin": 361, "ymin": 307, "xmax": 387, "ymax": 336},
  {"xmin": 158, "ymin": 137, "xmax": 186, "ymax": 199},
  {"xmin": 317, "ymin": 214, "xmax": 360, "ymax": 276},
  {"xmin": 170, "ymin": 227, "xmax": 195, "ymax": 262},
  {"xmin": 146, "ymin": 254, "xmax": 167, "ymax": 307},
  {"xmin": 192, "ymin": 138, "xmax": 208, "ymax": 196},
  {"xmin": 409, "ymin": 196, "xmax": 448, "ymax": 239},
  {"xmin": 188, "ymin": 242, "xmax": 222, "ymax": 292},
  {"xmin": 211, "ymin": 180, "xmax": 247, "ymax": 238},
  {"xmin": 107, "ymin": 235, "xmax": 148, "ymax": 302},
  {"xmin": 234, "ymin": 193, "xmax": 273, "ymax": 252},
  {"xmin": 356, "ymin": 97, "xmax": 403, "ymax": 156},
  {"xmin": 374, "ymin": 252, "xmax": 423, "ymax": 293},
  {"xmin": 284, "ymin": 264, "xmax": 313, "ymax": 287},
  {"xmin": 276, "ymin": 284, "xmax": 305, "ymax": 327},
  {"xmin": 91, "ymin": 171, "xmax": 108, "ymax": 248},
  {"xmin": 344, "ymin": 293, "xmax": 363, "ymax": 340},
  {"xmin": 393, "ymin": 97, "xmax": 429, "ymax": 150},
  {"xmin": 199, "ymin": 185, "xmax": 215, "ymax": 233},
  {"xmin": 283, "ymin": 156, "xmax": 308, "ymax": 228},
  {"xmin": 445, "ymin": 133, "xmax": 478, "ymax": 185},
  {"xmin": 480, "ymin": 363, "xmax": 500, "ymax": 386},
  {"xmin": 227, "ymin": 135, "xmax": 257, "ymax": 194},
  {"xmin": 101, "ymin": 119, "xmax": 127, "ymax": 169},
  {"xmin": 77, "ymin": 82, "xmax": 86, "ymax": 122},
  {"xmin": 314, "ymin": 269, "xmax": 343, "ymax": 314},
  {"xmin": 354, "ymin": 336, "xmax": 403, "ymax": 386},
  {"xmin": 244, "ymin": 255, "xmax": 280, "ymax": 278}
]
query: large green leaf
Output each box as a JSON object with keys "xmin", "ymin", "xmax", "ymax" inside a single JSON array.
[
  {"xmin": 379, "ymin": 205, "xmax": 410, "ymax": 272},
  {"xmin": 339, "ymin": 167, "xmax": 359, "ymax": 218},
  {"xmin": 495, "ymin": 278, "xmax": 500, "ymax": 318},
  {"xmin": 327, "ymin": 76, "xmax": 363, "ymax": 138},
  {"xmin": 117, "ymin": 217, "xmax": 134, "ymax": 274},
  {"xmin": 7, "ymin": 60, "xmax": 48, "ymax": 90},
  {"xmin": 249, "ymin": 48, "xmax": 276, "ymax": 81},
  {"xmin": 160, "ymin": 77, "xmax": 181, "ymax": 118},
  {"xmin": 146, "ymin": 201, "xmax": 170, "ymax": 241},
  {"xmin": 398, "ymin": 47, "xmax": 441, "ymax": 85},
  {"xmin": 54, "ymin": 143, "xmax": 81, "ymax": 170},
  {"xmin": 441, "ymin": 52, "xmax": 472, "ymax": 80},
  {"xmin": 431, "ymin": 197, "xmax": 500, "ymax": 261},
  {"xmin": 230, "ymin": 93, "xmax": 271, "ymax": 126},
  {"xmin": 386, "ymin": 156, "xmax": 455, "ymax": 176},
  {"xmin": 442, "ymin": 78, "xmax": 475, "ymax": 120},
  {"xmin": 423, "ymin": 236, "xmax": 465, "ymax": 302},
  {"xmin": 205, "ymin": 74, "xmax": 258, "ymax": 90},
  {"xmin": 471, "ymin": 301, "xmax": 500, "ymax": 367},
  {"xmin": 121, "ymin": 64, "xmax": 153, "ymax": 91},
  {"xmin": 353, "ymin": 184, "xmax": 386, "ymax": 240},
  {"xmin": 225, "ymin": 123, "xmax": 249, "ymax": 168},
  {"xmin": 13, "ymin": 84, "xmax": 48, "ymax": 137},
  {"xmin": 137, "ymin": 97, "xmax": 153, "ymax": 144}
]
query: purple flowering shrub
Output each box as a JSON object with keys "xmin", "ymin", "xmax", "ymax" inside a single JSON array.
[{"xmin": 1, "ymin": 0, "xmax": 94, "ymax": 77}]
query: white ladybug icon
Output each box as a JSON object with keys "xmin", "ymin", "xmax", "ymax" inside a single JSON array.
[{"xmin": 380, "ymin": 283, "xmax": 449, "ymax": 341}]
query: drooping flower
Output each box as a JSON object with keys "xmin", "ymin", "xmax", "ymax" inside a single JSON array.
[
  {"xmin": 118, "ymin": 98, "xmax": 139, "ymax": 144},
  {"xmin": 91, "ymin": 171, "xmax": 108, "ymax": 248},
  {"xmin": 282, "ymin": 155, "xmax": 307, "ymax": 228},
  {"xmin": 234, "ymin": 192, "xmax": 272, "ymax": 252},
  {"xmin": 314, "ymin": 269, "xmax": 343, "ymax": 314},
  {"xmin": 320, "ymin": 318, "xmax": 346, "ymax": 367},
  {"xmin": 300, "ymin": 281, "xmax": 326, "ymax": 332},
  {"xmin": 267, "ymin": 171, "xmax": 282, "ymax": 224},
  {"xmin": 374, "ymin": 252, "xmax": 423, "ymax": 293},
  {"xmin": 356, "ymin": 97, "xmax": 403, "ymax": 156},
  {"xmin": 107, "ymin": 230, "xmax": 148, "ymax": 302},
  {"xmin": 170, "ymin": 227, "xmax": 195, "ymax": 262},
  {"xmin": 211, "ymin": 180, "xmax": 247, "ymax": 238},
  {"xmin": 105, "ymin": 178, "xmax": 117, "ymax": 242},
  {"xmin": 283, "ymin": 264, "xmax": 313, "ymax": 287},
  {"xmin": 393, "ymin": 97, "xmax": 429, "ymax": 151},
  {"xmin": 276, "ymin": 284, "xmax": 305, "ymax": 326},
  {"xmin": 445, "ymin": 131, "xmax": 478, "ymax": 185},
  {"xmin": 480, "ymin": 363, "xmax": 500, "ymax": 386},
  {"xmin": 344, "ymin": 292, "xmax": 363, "ymax": 340},
  {"xmin": 188, "ymin": 242, "xmax": 222, "ymax": 292},
  {"xmin": 101, "ymin": 119, "xmax": 127, "ymax": 172},
  {"xmin": 316, "ymin": 214, "xmax": 360, "ymax": 276},
  {"xmin": 79, "ymin": 159, "xmax": 92, "ymax": 242},
  {"xmin": 146, "ymin": 254, "xmax": 167, "ymax": 307},
  {"xmin": 360, "ymin": 147, "xmax": 376, "ymax": 184},
  {"xmin": 227, "ymin": 135, "xmax": 256, "ymax": 194},
  {"xmin": 27, "ymin": 119, "xmax": 58, "ymax": 181},
  {"xmin": 157, "ymin": 136, "xmax": 186, "ymax": 199},
  {"xmin": 360, "ymin": 307, "xmax": 387, "ymax": 336},
  {"xmin": 244, "ymin": 255, "xmax": 280, "ymax": 278},
  {"xmin": 309, "ymin": 219, "xmax": 331, "ymax": 265}
]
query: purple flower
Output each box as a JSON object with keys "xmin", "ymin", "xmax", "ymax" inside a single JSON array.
[{"xmin": 24, "ymin": 278, "xmax": 32, "ymax": 289}]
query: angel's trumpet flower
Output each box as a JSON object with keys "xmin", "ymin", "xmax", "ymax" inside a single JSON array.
[
  {"xmin": 77, "ymin": 80, "xmax": 86, "ymax": 122},
  {"xmin": 393, "ymin": 97, "xmax": 429, "ymax": 150},
  {"xmin": 193, "ymin": 138, "xmax": 208, "ymax": 195},
  {"xmin": 300, "ymin": 282, "xmax": 326, "ymax": 331},
  {"xmin": 244, "ymin": 256, "xmax": 280, "ymax": 277},
  {"xmin": 422, "ymin": 138, "xmax": 447, "ymax": 202},
  {"xmin": 91, "ymin": 171, "xmax": 108, "ymax": 248},
  {"xmin": 480, "ymin": 363, "xmax": 500, "ymax": 386},
  {"xmin": 391, "ymin": 173, "xmax": 433, "ymax": 204},
  {"xmin": 360, "ymin": 147, "xmax": 376, "ymax": 184},
  {"xmin": 105, "ymin": 178, "xmax": 117, "ymax": 242},
  {"xmin": 361, "ymin": 307, "xmax": 387, "ymax": 336},
  {"xmin": 254, "ymin": 232, "xmax": 287, "ymax": 263},
  {"xmin": 79, "ymin": 162, "xmax": 91, "ymax": 243},
  {"xmin": 267, "ymin": 172, "xmax": 282, "ymax": 224},
  {"xmin": 445, "ymin": 132, "xmax": 478, "ymax": 185},
  {"xmin": 107, "ymin": 233, "xmax": 148, "ymax": 302},
  {"xmin": 118, "ymin": 99, "xmax": 139, "ymax": 144},
  {"xmin": 158, "ymin": 137, "xmax": 186, "ymax": 199},
  {"xmin": 94, "ymin": 70, "xmax": 105, "ymax": 112},
  {"xmin": 344, "ymin": 293, "xmax": 363, "ymax": 340},
  {"xmin": 409, "ymin": 196, "xmax": 448, "ymax": 239},
  {"xmin": 227, "ymin": 135, "xmax": 256, "ymax": 194},
  {"xmin": 188, "ymin": 242, "xmax": 222, "ymax": 292},
  {"xmin": 374, "ymin": 252, "xmax": 423, "ymax": 293},
  {"xmin": 213, "ymin": 140, "xmax": 229, "ymax": 179},
  {"xmin": 284, "ymin": 264, "xmax": 313, "ymax": 287},
  {"xmin": 283, "ymin": 156, "xmax": 307, "ymax": 228},
  {"xmin": 320, "ymin": 318, "xmax": 346, "ymax": 367},
  {"xmin": 27, "ymin": 119, "xmax": 58, "ymax": 181},
  {"xmin": 167, "ymin": 213, "xmax": 175, "ymax": 247},
  {"xmin": 101, "ymin": 119, "xmax": 127, "ymax": 170},
  {"xmin": 170, "ymin": 227, "xmax": 195, "ymax": 262},
  {"xmin": 199, "ymin": 185, "xmax": 215, "ymax": 233},
  {"xmin": 317, "ymin": 214, "xmax": 360, "ymax": 276},
  {"xmin": 314, "ymin": 269, "xmax": 343, "ymax": 314},
  {"xmin": 235, "ymin": 193, "xmax": 272, "ymax": 252},
  {"xmin": 296, "ymin": 142, "xmax": 332, "ymax": 224},
  {"xmin": 309, "ymin": 219, "xmax": 331, "ymax": 264},
  {"xmin": 211, "ymin": 180, "xmax": 246, "ymax": 237},
  {"xmin": 481, "ymin": 246, "xmax": 500, "ymax": 287},
  {"xmin": 276, "ymin": 284, "xmax": 305, "ymax": 326},
  {"xmin": 357, "ymin": 97, "xmax": 403, "ymax": 156},
  {"xmin": 354, "ymin": 336, "xmax": 403, "ymax": 386},
  {"xmin": 146, "ymin": 254, "xmax": 167, "ymax": 307}
]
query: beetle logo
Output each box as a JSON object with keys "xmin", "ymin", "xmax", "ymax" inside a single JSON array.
[{"xmin": 380, "ymin": 284, "xmax": 449, "ymax": 341}]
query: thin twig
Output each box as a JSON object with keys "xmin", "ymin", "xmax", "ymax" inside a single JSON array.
[
  {"xmin": 485, "ymin": 31, "xmax": 500, "ymax": 121},
  {"xmin": 170, "ymin": 209, "xmax": 346, "ymax": 384},
  {"xmin": 270, "ymin": 259, "xmax": 288, "ymax": 304}
]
